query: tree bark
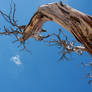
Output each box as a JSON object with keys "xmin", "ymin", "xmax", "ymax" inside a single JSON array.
[{"xmin": 24, "ymin": 1, "xmax": 92, "ymax": 56}]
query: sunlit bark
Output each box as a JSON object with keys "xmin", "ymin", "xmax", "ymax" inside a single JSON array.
[
  {"xmin": 0, "ymin": 1, "xmax": 92, "ymax": 56},
  {"xmin": 25, "ymin": 1, "xmax": 92, "ymax": 55}
]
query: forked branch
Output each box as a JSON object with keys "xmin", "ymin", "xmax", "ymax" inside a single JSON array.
[
  {"xmin": 20, "ymin": 1, "xmax": 92, "ymax": 56},
  {"xmin": 46, "ymin": 29, "xmax": 86, "ymax": 60},
  {"xmin": 0, "ymin": 2, "xmax": 26, "ymax": 41},
  {"xmin": 0, "ymin": 1, "xmax": 92, "ymax": 56}
]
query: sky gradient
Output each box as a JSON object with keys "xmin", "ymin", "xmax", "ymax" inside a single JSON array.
[{"xmin": 0, "ymin": 0, "xmax": 92, "ymax": 92}]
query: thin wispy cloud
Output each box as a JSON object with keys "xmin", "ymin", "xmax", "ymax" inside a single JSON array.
[{"xmin": 10, "ymin": 55, "xmax": 22, "ymax": 65}]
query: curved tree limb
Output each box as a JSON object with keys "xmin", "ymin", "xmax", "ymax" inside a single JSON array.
[
  {"xmin": 0, "ymin": 1, "xmax": 92, "ymax": 84},
  {"xmin": 0, "ymin": 1, "xmax": 92, "ymax": 56},
  {"xmin": 21, "ymin": 1, "xmax": 92, "ymax": 56}
]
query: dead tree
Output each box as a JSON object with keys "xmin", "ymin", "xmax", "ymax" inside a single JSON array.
[
  {"xmin": 0, "ymin": 1, "xmax": 92, "ymax": 56},
  {"xmin": 27, "ymin": 1, "xmax": 92, "ymax": 56},
  {"xmin": 0, "ymin": 0, "xmax": 92, "ymax": 84},
  {"xmin": 46, "ymin": 29, "xmax": 86, "ymax": 60}
]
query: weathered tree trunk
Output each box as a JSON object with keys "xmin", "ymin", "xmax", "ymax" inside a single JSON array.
[
  {"xmin": 0, "ymin": 1, "xmax": 92, "ymax": 56},
  {"xmin": 23, "ymin": 1, "xmax": 92, "ymax": 56}
]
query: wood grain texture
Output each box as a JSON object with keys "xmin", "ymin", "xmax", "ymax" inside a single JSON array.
[{"xmin": 20, "ymin": 2, "xmax": 92, "ymax": 55}]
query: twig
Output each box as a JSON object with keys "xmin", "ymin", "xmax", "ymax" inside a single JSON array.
[{"xmin": 46, "ymin": 29, "xmax": 86, "ymax": 60}]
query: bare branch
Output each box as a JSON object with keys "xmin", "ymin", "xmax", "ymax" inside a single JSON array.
[
  {"xmin": 0, "ymin": 1, "xmax": 92, "ymax": 85},
  {"xmin": 46, "ymin": 29, "xmax": 86, "ymax": 60},
  {"xmin": 0, "ymin": 2, "xmax": 28, "ymax": 51},
  {"xmin": 19, "ymin": 1, "xmax": 92, "ymax": 56},
  {"xmin": 0, "ymin": 1, "xmax": 91, "ymax": 56}
]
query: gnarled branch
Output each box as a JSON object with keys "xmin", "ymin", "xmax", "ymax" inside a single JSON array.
[
  {"xmin": 21, "ymin": 1, "xmax": 92, "ymax": 55},
  {"xmin": 46, "ymin": 29, "xmax": 86, "ymax": 60},
  {"xmin": 0, "ymin": 1, "xmax": 92, "ymax": 56}
]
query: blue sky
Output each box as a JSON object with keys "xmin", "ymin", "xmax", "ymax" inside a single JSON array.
[{"xmin": 0, "ymin": 0, "xmax": 92, "ymax": 92}]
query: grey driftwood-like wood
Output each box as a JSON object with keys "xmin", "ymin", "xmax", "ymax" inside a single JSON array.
[{"xmin": 21, "ymin": 1, "xmax": 92, "ymax": 55}]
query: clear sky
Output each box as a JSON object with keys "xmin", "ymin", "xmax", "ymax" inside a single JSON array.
[{"xmin": 0, "ymin": 0, "xmax": 92, "ymax": 92}]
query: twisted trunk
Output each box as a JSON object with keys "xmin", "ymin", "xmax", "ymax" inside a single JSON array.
[{"xmin": 24, "ymin": 2, "xmax": 92, "ymax": 56}]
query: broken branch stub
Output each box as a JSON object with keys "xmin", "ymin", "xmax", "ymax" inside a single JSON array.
[{"xmin": 22, "ymin": 1, "xmax": 92, "ymax": 55}]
